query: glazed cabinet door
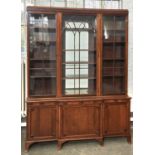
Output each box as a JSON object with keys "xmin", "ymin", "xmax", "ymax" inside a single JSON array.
[
  {"xmin": 102, "ymin": 15, "xmax": 127, "ymax": 95},
  {"xmin": 104, "ymin": 100, "xmax": 130, "ymax": 136},
  {"xmin": 28, "ymin": 13, "xmax": 56, "ymax": 97},
  {"xmin": 27, "ymin": 103, "xmax": 57, "ymax": 140},
  {"xmin": 62, "ymin": 15, "xmax": 97, "ymax": 96},
  {"xmin": 60, "ymin": 101, "xmax": 101, "ymax": 139}
]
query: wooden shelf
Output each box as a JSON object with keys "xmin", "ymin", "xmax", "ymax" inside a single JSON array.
[
  {"xmin": 102, "ymin": 92, "xmax": 125, "ymax": 95},
  {"xmin": 30, "ymin": 76, "xmax": 56, "ymax": 78},
  {"xmin": 103, "ymin": 58, "xmax": 124, "ymax": 61},
  {"xmin": 64, "ymin": 28, "xmax": 95, "ymax": 32},
  {"xmin": 103, "ymin": 66, "xmax": 124, "ymax": 68},
  {"xmin": 63, "ymin": 49, "xmax": 96, "ymax": 52},
  {"xmin": 30, "ymin": 59, "xmax": 56, "ymax": 61},
  {"xmin": 62, "ymin": 61, "xmax": 96, "ymax": 65},
  {"xmin": 30, "ymin": 94, "xmax": 55, "ymax": 97},
  {"xmin": 103, "ymin": 41, "xmax": 125, "ymax": 44},
  {"xmin": 63, "ymin": 76, "xmax": 96, "ymax": 80},
  {"xmin": 30, "ymin": 68, "xmax": 56, "ymax": 70},
  {"xmin": 103, "ymin": 75, "xmax": 124, "ymax": 77},
  {"xmin": 30, "ymin": 27, "xmax": 56, "ymax": 31},
  {"xmin": 63, "ymin": 67, "xmax": 89, "ymax": 69},
  {"xmin": 64, "ymin": 88, "xmax": 88, "ymax": 90},
  {"xmin": 103, "ymin": 29, "xmax": 125, "ymax": 32},
  {"xmin": 34, "ymin": 41, "xmax": 56, "ymax": 44}
]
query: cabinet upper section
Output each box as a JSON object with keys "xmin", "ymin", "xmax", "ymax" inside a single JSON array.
[{"xmin": 27, "ymin": 7, "xmax": 128, "ymax": 98}]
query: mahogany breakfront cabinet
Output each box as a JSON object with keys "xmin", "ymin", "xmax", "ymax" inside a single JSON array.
[{"xmin": 25, "ymin": 6, "xmax": 131, "ymax": 151}]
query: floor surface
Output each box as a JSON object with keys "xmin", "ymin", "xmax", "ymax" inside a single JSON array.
[{"xmin": 21, "ymin": 128, "xmax": 133, "ymax": 155}]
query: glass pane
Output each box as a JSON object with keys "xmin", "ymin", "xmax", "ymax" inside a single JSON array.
[
  {"xmin": 52, "ymin": 0, "xmax": 65, "ymax": 7},
  {"xmin": 29, "ymin": 13, "xmax": 56, "ymax": 96},
  {"xmin": 89, "ymin": 51, "xmax": 96, "ymax": 63},
  {"xmin": 33, "ymin": 0, "xmax": 50, "ymax": 6},
  {"xmin": 114, "ymin": 77, "xmax": 125, "ymax": 94},
  {"xmin": 85, "ymin": 0, "xmax": 101, "ymax": 8},
  {"xmin": 66, "ymin": 69, "xmax": 74, "ymax": 77},
  {"xmin": 80, "ymin": 51, "xmax": 88, "ymax": 61},
  {"xmin": 103, "ymin": 0, "xmax": 121, "ymax": 9},
  {"xmin": 62, "ymin": 15, "xmax": 96, "ymax": 95},
  {"xmin": 104, "ymin": 45, "xmax": 114, "ymax": 59},
  {"xmin": 88, "ymin": 64, "xmax": 96, "ymax": 77},
  {"xmin": 115, "ymin": 16, "xmax": 125, "ymax": 42},
  {"xmin": 88, "ymin": 79, "xmax": 96, "ymax": 94},
  {"xmin": 30, "ymin": 0, "xmax": 122, "ymax": 9},
  {"xmin": 33, "ymin": 0, "xmax": 65, "ymax": 7},
  {"xmin": 80, "ymin": 32, "xmax": 88, "ymax": 49},
  {"xmin": 65, "ymin": 32, "xmax": 78, "ymax": 49},
  {"xmin": 67, "ymin": 0, "xmax": 84, "ymax": 8},
  {"xmin": 66, "ymin": 79, "xmax": 74, "ymax": 88},
  {"xmin": 65, "ymin": 51, "xmax": 74, "ymax": 62},
  {"xmin": 103, "ymin": 77, "xmax": 113, "ymax": 94},
  {"xmin": 80, "ymin": 79, "xmax": 88, "ymax": 88},
  {"xmin": 102, "ymin": 15, "xmax": 126, "ymax": 95},
  {"xmin": 115, "ymin": 45, "xmax": 124, "ymax": 59},
  {"xmin": 115, "ymin": 16, "xmax": 125, "ymax": 30}
]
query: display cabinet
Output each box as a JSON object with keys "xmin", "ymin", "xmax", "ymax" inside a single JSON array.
[{"xmin": 26, "ymin": 7, "xmax": 131, "ymax": 151}]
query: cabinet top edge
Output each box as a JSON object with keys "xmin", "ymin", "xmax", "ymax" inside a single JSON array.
[
  {"xmin": 26, "ymin": 6, "xmax": 128, "ymax": 15},
  {"xmin": 26, "ymin": 95, "xmax": 131, "ymax": 103}
]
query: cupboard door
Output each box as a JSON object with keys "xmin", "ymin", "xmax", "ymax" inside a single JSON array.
[
  {"xmin": 61, "ymin": 101, "xmax": 101, "ymax": 138},
  {"xmin": 104, "ymin": 101, "xmax": 129, "ymax": 135},
  {"xmin": 27, "ymin": 104, "xmax": 56, "ymax": 140}
]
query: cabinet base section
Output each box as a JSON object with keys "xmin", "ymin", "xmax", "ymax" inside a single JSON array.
[
  {"xmin": 104, "ymin": 134, "xmax": 132, "ymax": 144},
  {"xmin": 25, "ymin": 96, "xmax": 131, "ymax": 151},
  {"xmin": 25, "ymin": 139, "xmax": 56, "ymax": 152},
  {"xmin": 25, "ymin": 134, "xmax": 131, "ymax": 151},
  {"xmin": 57, "ymin": 137, "xmax": 104, "ymax": 150},
  {"xmin": 127, "ymin": 134, "xmax": 132, "ymax": 144},
  {"xmin": 25, "ymin": 137, "xmax": 103, "ymax": 152}
]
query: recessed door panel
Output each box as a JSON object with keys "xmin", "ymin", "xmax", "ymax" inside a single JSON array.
[
  {"xmin": 61, "ymin": 102, "xmax": 100, "ymax": 138},
  {"xmin": 104, "ymin": 102, "xmax": 129, "ymax": 135},
  {"xmin": 28, "ymin": 104, "xmax": 56, "ymax": 140}
]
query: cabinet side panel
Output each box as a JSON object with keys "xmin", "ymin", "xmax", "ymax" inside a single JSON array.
[
  {"xmin": 119, "ymin": 104, "xmax": 128, "ymax": 131},
  {"xmin": 29, "ymin": 107, "xmax": 39, "ymax": 138}
]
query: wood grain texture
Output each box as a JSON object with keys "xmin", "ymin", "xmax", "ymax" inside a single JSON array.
[
  {"xmin": 96, "ymin": 14, "xmax": 103, "ymax": 96},
  {"xmin": 60, "ymin": 101, "xmax": 101, "ymax": 138},
  {"xmin": 56, "ymin": 12, "xmax": 62, "ymax": 97}
]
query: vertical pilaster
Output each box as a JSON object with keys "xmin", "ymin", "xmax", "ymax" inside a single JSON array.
[
  {"xmin": 56, "ymin": 12, "xmax": 62, "ymax": 97},
  {"xmin": 96, "ymin": 14, "xmax": 103, "ymax": 96}
]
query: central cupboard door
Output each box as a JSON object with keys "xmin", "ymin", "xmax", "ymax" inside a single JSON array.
[{"xmin": 60, "ymin": 101, "xmax": 101, "ymax": 138}]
